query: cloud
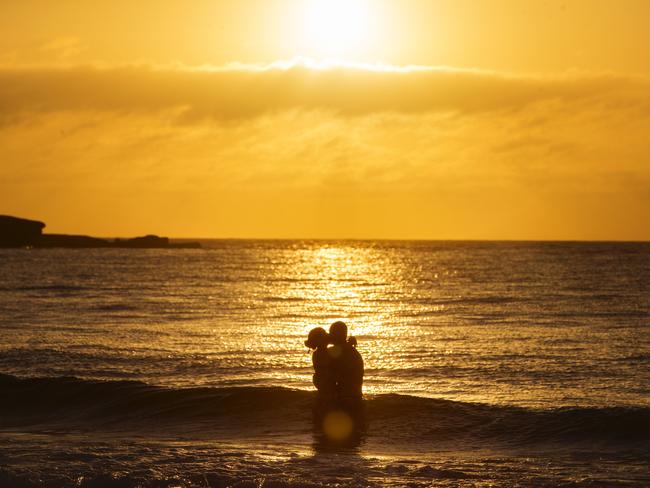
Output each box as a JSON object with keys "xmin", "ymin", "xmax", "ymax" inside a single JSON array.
[
  {"xmin": 40, "ymin": 37, "xmax": 86, "ymax": 60},
  {"xmin": 0, "ymin": 61, "xmax": 648, "ymax": 124},
  {"xmin": 1, "ymin": 61, "xmax": 649, "ymax": 239}
]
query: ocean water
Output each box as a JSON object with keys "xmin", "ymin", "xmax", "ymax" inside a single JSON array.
[{"xmin": 1, "ymin": 241, "xmax": 649, "ymax": 487}]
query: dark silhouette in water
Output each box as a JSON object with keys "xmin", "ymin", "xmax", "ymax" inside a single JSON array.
[
  {"xmin": 328, "ymin": 321, "xmax": 364, "ymax": 405},
  {"xmin": 305, "ymin": 321, "xmax": 366, "ymax": 449},
  {"xmin": 304, "ymin": 327, "xmax": 336, "ymax": 402}
]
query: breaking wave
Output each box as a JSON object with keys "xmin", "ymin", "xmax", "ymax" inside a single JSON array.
[{"xmin": 1, "ymin": 373, "xmax": 648, "ymax": 449}]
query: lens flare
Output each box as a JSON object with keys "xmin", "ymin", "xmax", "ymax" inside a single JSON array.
[{"xmin": 322, "ymin": 410, "xmax": 354, "ymax": 441}]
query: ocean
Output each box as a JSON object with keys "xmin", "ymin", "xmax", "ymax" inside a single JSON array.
[{"xmin": 1, "ymin": 240, "xmax": 649, "ymax": 487}]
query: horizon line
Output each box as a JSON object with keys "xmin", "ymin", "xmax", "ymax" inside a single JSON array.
[{"xmin": 163, "ymin": 236, "xmax": 650, "ymax": 244}]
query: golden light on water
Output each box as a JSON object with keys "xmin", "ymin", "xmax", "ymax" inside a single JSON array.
[
  {"xmin": 293, "ymin": 244, "xmax": 417, "ymax": 397},
  {"xmin": 299, "ymin": 245, "xmax": 387, "ymax": 339}
]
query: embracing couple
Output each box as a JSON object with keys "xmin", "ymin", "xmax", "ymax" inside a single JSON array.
[{"xmin": 305, "ymin": 321, "xmax": 364, "ymax": 408}]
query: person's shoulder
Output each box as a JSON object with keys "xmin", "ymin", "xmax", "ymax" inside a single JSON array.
[{"xmin": 343, "ymin": 342, "xmax": 362, "ymax": 358}]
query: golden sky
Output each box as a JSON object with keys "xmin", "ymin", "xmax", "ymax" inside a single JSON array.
[{"xmin": 1, "ymin": 0, "xmax": 649, "ymax": 239}]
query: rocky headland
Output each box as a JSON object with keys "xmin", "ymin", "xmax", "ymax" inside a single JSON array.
[{"xmin": 0, "ymin": 215, "xmax": 201, "ymax": 249}]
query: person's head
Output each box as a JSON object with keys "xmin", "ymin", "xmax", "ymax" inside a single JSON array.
[
  {"xmin": 305, "ymin": 327, "xmax": 329, "ymax": 349},
  {"xmin": 329, "ymin": 321, "xmax": 348, "ymax": 345}
]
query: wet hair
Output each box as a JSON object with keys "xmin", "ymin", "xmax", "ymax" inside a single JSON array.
[
  {"xmin": 305, "ymin": 327, "xmax": 329, "ymax": 349},
  {"xmin": 329, "ymin": 321, "xmax": 348, "ymax": 344}
]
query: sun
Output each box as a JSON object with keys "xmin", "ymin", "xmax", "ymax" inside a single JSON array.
[{"xmin": 298, "ymin": 0, "xmax": 377, "ymax": 60}]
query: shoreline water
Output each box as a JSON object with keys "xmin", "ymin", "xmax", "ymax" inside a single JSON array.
[
  {"xmin": 1, "ymin": 374, "xmax": 649, "ymax": 487},
  {"xmin": 2, "ymin": 373, "xmax": 649, "ymax": 450}
]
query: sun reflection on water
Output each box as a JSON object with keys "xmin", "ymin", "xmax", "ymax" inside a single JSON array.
[
  {"xmin": 293, "ymin": 244, "xmax": 395, "ymax": 336},
  {"xmin": 3, "ymin": 242, "xmax": 647, "ymax": 408},
  {"xmin": 285, "ymin": 243, "xmax": 432, "ymax": 396}
]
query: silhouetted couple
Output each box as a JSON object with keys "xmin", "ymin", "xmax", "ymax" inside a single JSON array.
[{"xmin": 305, "ymin": 321, "xmax": 364, "ymax": 408}]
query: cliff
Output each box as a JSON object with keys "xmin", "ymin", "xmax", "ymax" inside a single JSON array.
[
  {"xmin": 0, "ymin": 215, "xmax": 46, "ymax": 247},
  {"xmin": 0, "ymin": 215, "xmax": 201, "ymax": 249}
]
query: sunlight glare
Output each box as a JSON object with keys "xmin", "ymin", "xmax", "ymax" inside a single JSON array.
[{"xmin": 299, "ymin": 0, "xmax": 376, "ymax": 59}]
